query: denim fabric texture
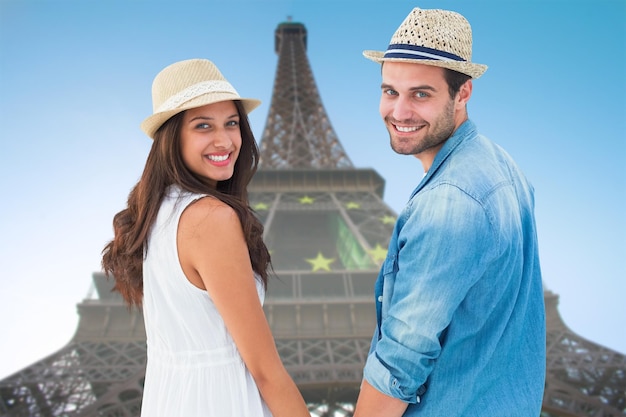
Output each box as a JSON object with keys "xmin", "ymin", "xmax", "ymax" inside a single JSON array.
[{"xmin": 363, "ymin": 120, "xmax": 546, "ymax": 416}]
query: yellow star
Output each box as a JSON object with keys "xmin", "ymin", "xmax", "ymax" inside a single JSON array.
[
  {"xmin": 306, "ymin": 252, "xmax": 335, "ymax": 272},
  {"xmin": 346, "ymin": 202, "xmax": 361, "ymax": 209},
  {"xmin": 368, "ymin": 244, "xmax": 388, "ymax": 264},
  {"xmin": 380, "ymin": 215, "xmax": 396, "ymax": 225},
  {"xmin": 299, "ymin": 196, "xmax": 314, "ymax": 204},
  {"xmin": 253, "ymin": 202, "xmax": 269, "ymax": 211}
]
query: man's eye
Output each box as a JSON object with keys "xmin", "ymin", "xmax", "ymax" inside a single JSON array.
[
  {"xmin": 383, "ymin": 89, "xmax": 398, "ymax": 96},
  {"xmin": 415, "ymin": 92, "xmax": 428, "ymax": 98}
]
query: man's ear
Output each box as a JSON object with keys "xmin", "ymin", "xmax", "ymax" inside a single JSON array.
[{"xmin": 457, "ymin": 79, "xmax": 473, "ymax": 106}]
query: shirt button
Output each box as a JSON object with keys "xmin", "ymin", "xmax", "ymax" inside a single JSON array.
[{"xmin": 377, "ymin": 296, "xmax": 383, "ymax": 302}]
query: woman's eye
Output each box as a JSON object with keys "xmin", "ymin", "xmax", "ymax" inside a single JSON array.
[
  {"xmin": 196, "ymin": 123, "xmax": 210, "ymax": 129},
  {"xmin": 226, "ymin": 120, "xmax": 239, "ymax": 127}
]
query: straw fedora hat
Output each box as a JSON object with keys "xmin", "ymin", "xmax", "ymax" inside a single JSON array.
[
  {"xmin": 363, "ymin": 8, "xmax": 487, "ymax": 79},
  {"xmin": 140, "ymin": 59, "xmax": 261, "ymax": 139}
]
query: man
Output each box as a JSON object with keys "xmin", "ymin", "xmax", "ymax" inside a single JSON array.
[{"xmin": 354, "ymin": 7, "xmax": 546, "ymax": 416}]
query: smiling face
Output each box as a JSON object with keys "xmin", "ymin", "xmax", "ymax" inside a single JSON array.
[
  {"xmin": 180, "ymin": 100, "xmax": 242, "ymax": 188},
  {"xmin": 379, "ymin": 62, "xmax": 471, "ymax": 171}
]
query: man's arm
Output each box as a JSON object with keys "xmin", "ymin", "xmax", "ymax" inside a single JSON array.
[{"xmin": 354, "ymin": 379, "xmax": 408, "ymax": 417}]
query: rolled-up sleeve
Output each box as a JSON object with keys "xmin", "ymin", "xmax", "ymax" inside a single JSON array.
[{"xmin": 363, "ymin": 347, "xmax": 427, "ymax": 403}]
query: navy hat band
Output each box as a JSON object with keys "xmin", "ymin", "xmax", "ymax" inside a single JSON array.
[{"xmin": 383, "ymin": 44, "xmax": 466, "ymax": 62}]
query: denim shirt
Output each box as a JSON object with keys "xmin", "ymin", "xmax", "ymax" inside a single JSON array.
[{"xmin": 363, "ymin": 120, "xmax": 546, "ymax": 416}]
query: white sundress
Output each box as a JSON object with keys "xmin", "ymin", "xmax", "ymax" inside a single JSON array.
[{"xmin": 140, "ymin": 185, "xmax": 272, "ymax": 417}]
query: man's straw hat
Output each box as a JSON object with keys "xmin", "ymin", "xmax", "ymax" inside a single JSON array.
[
  {"xmin": 141, "ymin": 59, "xmax": 261, "ymax": 139},
  {"xmin": 363, "ymin": 8, "xmax": 487, "ymax": 79}
]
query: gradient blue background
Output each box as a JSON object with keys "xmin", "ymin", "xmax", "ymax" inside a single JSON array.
[{"xmin": 1, "ymin": 0, "xmax": 624, "ymax": 379}]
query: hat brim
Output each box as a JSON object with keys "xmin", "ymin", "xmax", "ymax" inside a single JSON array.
[
  {"xmin": 363, "ymin": 50, "xmax": 487, "ymax": 80},
  {"xmin": 140, "ymin": 93, "xmax": 261, "ymax": 139}
]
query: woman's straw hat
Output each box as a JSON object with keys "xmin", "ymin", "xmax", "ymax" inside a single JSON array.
[
  {"xmin": 140, "ymin": 59, "xmax": 261, "ymax": 139},
  {"xmin": 363, "ymin": 8, "xmax": 487, "ymax": 79}
]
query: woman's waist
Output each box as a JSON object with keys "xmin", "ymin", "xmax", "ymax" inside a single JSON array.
[{"xmin": 147, "ymin": 343, "xmax": 242, "ymax": 368}]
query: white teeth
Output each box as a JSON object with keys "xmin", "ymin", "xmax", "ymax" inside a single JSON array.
[
  {"xmin": 207, "ymin": 154, "xmax": 228, "ymax": 162},
  {"xmin": 396, "ymin": 125, "xmax": 419, "ymax": 132}
]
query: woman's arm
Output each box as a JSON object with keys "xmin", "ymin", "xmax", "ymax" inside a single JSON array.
[{"xmin": 178, "ymin": 197, "xmax": 309, "ymax": 417}]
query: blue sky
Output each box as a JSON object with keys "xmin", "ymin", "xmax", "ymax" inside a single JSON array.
[{"xmin": 0, "ymin": 0, "xmax": 624, "ymax": 379}]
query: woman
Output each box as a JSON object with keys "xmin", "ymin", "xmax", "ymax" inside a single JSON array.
[{"xmin": 102, "ymin": 59, "xmax": 309, "ymax": 417}]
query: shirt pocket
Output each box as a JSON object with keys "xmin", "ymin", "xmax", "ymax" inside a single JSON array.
[
  {"xmin": 378, "ymin": 254, "xmax": 398, "ymax": 319},
  {"xmin": 382, "ymin": 253, "xmax": 397, "ymax": 276}
]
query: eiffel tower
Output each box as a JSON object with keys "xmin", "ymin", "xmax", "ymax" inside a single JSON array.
[{"xmin": 1, "ymin": 20, "xmax": 624, "ymax": 417}]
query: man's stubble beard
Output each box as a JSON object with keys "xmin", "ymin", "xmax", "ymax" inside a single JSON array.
[{"xmin": 388, "ymin": 99, "xmax": 456, "ymax": 156}]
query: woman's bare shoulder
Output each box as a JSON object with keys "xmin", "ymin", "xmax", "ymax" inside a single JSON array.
[{"xmin": 179, "ymin": 196, "xmax": 240, "ymax": 234}]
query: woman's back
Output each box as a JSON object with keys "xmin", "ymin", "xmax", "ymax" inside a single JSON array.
[{"xmin": 140, "ymin": 185, "xmax": 271, "ymax": 416}]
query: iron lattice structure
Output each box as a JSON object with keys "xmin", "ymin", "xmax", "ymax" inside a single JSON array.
[
  {"xmin": 248, "ymin": 168, "xmax": 393, "ymax": 416},
  {"xmin": 541, "ymin": 291, "xmax": 625, "ymax": 416},
  {"xmin": 1, "ymin": 20, "xmax": 625, "ymax": 417},
  {"xmin": 259, "ymin": 21, "xmax": 353, "ymax": 169}
]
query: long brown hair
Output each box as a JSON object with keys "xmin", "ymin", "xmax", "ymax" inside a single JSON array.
[{"xmin": 101, "ymin": 101, "xmax": 270, "ymax": 308}]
